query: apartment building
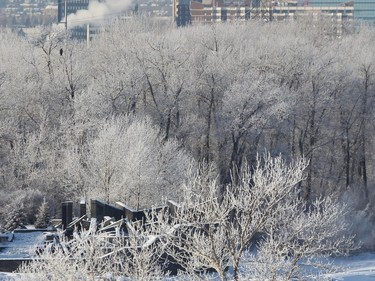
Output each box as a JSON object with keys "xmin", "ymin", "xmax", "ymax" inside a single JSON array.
[{"xmin": 174, "ymin": 0, "xmax": 358, "ymax": 28}]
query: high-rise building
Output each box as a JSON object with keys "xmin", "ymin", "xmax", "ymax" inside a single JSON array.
[
  {"xmin": 308, "ymin": 0, "xmax": 348, "ymax": 6},
  {"xmin": 58, "ymin": 0, "xmax": 89, "ymax": 25},
  {"xmin": 309, "ymin": 0, "xmax": 375, "ymax": 22},
  {"xmin": 173, "ymin": 0, "xmax": 375, "ymax": 25},
  {"xmin": 181, "ymin": 0, "xmax": 353, "ymax": 31},
  {"xmin": 355, "ymin": 0, "xmax": 375, "ymax": 21},
  {"xmin": 58, "ymin": 0, "xmax": 90, "ymax": 40},
  {"xmin": 174, "ymin": 0, "xmax": 192, "ymax": 26}
]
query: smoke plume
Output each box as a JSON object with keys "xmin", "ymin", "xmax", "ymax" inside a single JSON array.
[{"xmin": 67, "ymin": 0, "xmax": 133, "ymax": 29}]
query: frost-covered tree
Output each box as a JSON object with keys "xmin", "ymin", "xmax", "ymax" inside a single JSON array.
[
  {"xmin": 34, "ymin": 199, "xmax": 50, "ymax": 229},
  {"xmin": 1, "ymin": 203, "xmax": 27, "ymax": 232},
  {"xmin": 18, "ymin": 222, "xmax": 164, "ymax": 281},
  {"xmin": 64, "ymin": 116, "xmax": 193, "ymax": 208},
  {"xmin": 18, "ymin": 154, "xmax": 354, "ymax": 280},
  {"xmin": 221, "ymin": 71, "xmax": 290, "ymax": 182},
  {"xmin": 149, "ymin": 154, "xmax": 354, "ymax": 281},
  {"xmin": 0, "ymin": 189, "xmax": 44, "ymax": 229},
  {"xmin": 1, "ymin": 19, "xmax": 375, "ymax": 251}
]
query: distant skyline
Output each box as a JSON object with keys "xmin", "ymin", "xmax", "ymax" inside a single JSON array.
[{"xmin": 0, "ymin": 0, "xmax": 57, "ymax": 27}]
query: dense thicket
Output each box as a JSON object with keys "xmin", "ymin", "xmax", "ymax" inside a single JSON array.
[
  {"xmin": 19, "ymin": 155, "xmax": 353, "ymax": 280},
  {"xmin": 0, "ymin": 19, "xmax": 374, "ymax": 239}
]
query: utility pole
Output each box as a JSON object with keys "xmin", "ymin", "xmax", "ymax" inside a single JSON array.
[
  {"xmin": 87, "ymin": 23, "xmax": 90, "ymax": 48},
  {"xmin": 65, "ymin": 0, "xmax": 67, "ymax": 30}
]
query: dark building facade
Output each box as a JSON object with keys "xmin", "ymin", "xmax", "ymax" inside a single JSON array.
[
  {"xmin": 58, "ymin": 0, "xmax": 90, "ymax": 40},
  {"xmin": 175, "ymin": 0, "xmax": 192, "ymax": 26},
  {"xmin": 58, "ymin": 0, "xmax": 89, "ymax": 23}
]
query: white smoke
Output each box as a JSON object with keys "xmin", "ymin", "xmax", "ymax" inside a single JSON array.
[{"xmin": 67, "ymin": 0, "xmax": 133, "ymax": 29}]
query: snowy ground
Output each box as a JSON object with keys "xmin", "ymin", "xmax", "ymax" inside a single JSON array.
[
  {"xmin": 1, "ymin": 229, "xmax": 374, "ymax": 280},
  {"xmin": 0, "ymin": 272, "xmax": 19, "ymax": 281},
  {"xmin": 324, "ymin": 253, "xmax": 375, "ymax": 280},
  {"xmin": 1, "ymin": 252, "xmax": 375, "ymax": 280},
  {"xmin": 0, "ymin": 231, "xmax": 44, "ymax": 259},
  {"xmin": 0, "ymin": 231, "xmax": 45, "ymax": 280}
]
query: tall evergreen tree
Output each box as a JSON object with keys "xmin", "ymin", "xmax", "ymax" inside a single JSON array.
[
  {"xmin": 2, "ymin": 204, "xmax": 26, "ymax": 232},
  {"xmin": 34, "ymin": 200, "xmax": 50, "ymax": 229}
]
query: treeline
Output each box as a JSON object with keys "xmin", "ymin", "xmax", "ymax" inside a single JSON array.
[{"xmin": 0, "ymin": 19, "xmax": 374, "ymax": 230}]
